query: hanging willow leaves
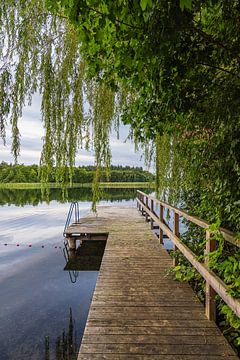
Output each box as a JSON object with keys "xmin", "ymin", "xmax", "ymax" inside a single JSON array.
[{"xmin": 0, "ymin": 0, "xmax": 126, "ymax": 206}]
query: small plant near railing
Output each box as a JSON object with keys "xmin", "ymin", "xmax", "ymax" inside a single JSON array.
[
  {"xmin": 170, "ymin": 251, "xmax": 205, "ymax": 302},
  {"xmin": 171, "ymin": 220, "xmax": 240, "ymax": 352},
  {"xmin": 207, "ymin": 229, "xmax": 240, "ymax": 349}
]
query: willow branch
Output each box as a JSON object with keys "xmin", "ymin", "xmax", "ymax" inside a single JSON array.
[
  {"xmin": 197, "ymin": 62, "xmax": 240, "ymax": 78},
  {"xmin": 85, "ymin": 5, "xmax": 143, "ymax": 31},
  {"xmin": 191, "ymin": 20, "xmax": 240, "ymax": 62}
]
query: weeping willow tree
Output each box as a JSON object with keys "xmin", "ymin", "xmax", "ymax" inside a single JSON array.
[{"xmin": 0, "ymin": 0, "xmax": 125, "ymax": 205}]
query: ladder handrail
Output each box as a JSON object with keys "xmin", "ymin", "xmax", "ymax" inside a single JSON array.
[
  {"xmin": 63, "ymin": 202, "xmax": 80, "ymax": 236},
  {"xmin": 62, "ymin": 240, "xmax": 79, "ymax": 283}
]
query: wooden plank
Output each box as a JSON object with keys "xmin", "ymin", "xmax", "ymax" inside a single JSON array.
[
  {"xmin": 84, "ymin": 326, "xmax": 221, "ymax": 336},
  {"xmin": 91, "ymin": 302, "xmax": 202, "ymax": 308},
  {"xmin": 92, "ymin": 297, "xmax": 201, "ymax": 304},
  {"xmin": 85, "ymin": 318, "xmax": 218, "ymax": 328},
  {"xmin": 82, "ymin": 334, "xmax": 227, "ymax": 345},
  {"xmin": 79, "ymin": 355, "xmax": 238, "ymax": 360},
  {"xmin": 92, "ymin": 296, "xmax": 200, "ymax": 303},
  {"xmin": 87, "ymin": 312, "xmax": 207, "ymax": 321},
  {"xmin": 80, "ymin": 343, "xmax": 235, "ymax": 355}
]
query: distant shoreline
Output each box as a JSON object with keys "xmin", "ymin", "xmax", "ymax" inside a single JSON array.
[{"xmin": 0, "ymin": 182, "xmax": 155, "ymax": 190}]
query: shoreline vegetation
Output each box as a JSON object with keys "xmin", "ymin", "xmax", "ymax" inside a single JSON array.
[
  {"xmin": 0, "ymin": 163, "xmax": 155, "ymax": 186},
  {"xmin": 0, "ymin": 182, "xmax": 155, "ymax": 190}
]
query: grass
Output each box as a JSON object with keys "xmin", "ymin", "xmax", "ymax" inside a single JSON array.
[{"xmin": 0, "ymin": 182, "xmax": 155, "ymax": 190}]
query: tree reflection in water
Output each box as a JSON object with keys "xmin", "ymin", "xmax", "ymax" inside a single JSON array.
[
  {"xmin": 0, "ymin": 187, "xmax": 152, "ymax": 206},
  {"xmin": 45, "ymin": 308, "xmax": 77, "ymax": 360}
]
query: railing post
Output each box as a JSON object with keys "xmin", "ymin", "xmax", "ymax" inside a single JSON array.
[
  {"xmin": 205, "ymin": 230, "xmax": 216, "ymax": 321},
  {"xmin": 159, "ymin": 204, "xmax": 164, "ymax": 244},
  {"xmin": 150, "ymin": 199, "xmax": 154, "ymax": 229},
  {"xmin": 145, "ymin": 196, "xmax": 149, "ymax": 222},
  {"xmin": 141, "ymin": 194, "xmax": 144, "ymax": 215},
  {"xmin": 138, "ymin": 192, "xmax": 141, "ymax": 212},
  {"xmin": 139, "ymin": 193, "xmax": 142, "ymax": 212},
  {"xmin": 173, "ymin": 212, "xmax": 179, "ymax": 266}
]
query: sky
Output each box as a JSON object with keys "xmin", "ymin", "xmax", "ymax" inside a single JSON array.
[{"xmin": 0, "ymin": 94, "xmax": 150, "ymax": 169}]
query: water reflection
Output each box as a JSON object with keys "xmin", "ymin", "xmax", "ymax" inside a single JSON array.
[
  {"xmin": 45, "ymin": 308, "xmax": 77, "ymax": 360},
  {"xmin": 0, "ymin": 186, "xmax": 153, "ymax": 206},
  {"xmin": 63, "ymin": 239, "xmax": 107, "ymax": 283}
]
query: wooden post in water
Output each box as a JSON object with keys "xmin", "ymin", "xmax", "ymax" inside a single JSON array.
[
  {"xmin": 67, "ymin": 237, "xmax": 76, "ymax": 250},
  {"xmin": 205, "ymin": 230, "xmax": 217, "ymax": 321},
  {"xmin": 150, "ymin": 199, "xmax": 154, "ymax": 229},
  {"xmin": 159, "ymin": 204, "xmax": 164, "ymax": 244},
  {"xmin": 173, "ymin": 212, "xmax": 180, "ymax": 266}
]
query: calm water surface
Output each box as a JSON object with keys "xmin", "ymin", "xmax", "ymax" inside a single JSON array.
[{"xmin": 0, "ymin": 188, "xmax": 146, "ymax": 360}]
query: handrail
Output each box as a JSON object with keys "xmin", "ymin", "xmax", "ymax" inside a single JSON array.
[
  {"xmin": 63, "ymin": 202, "xmax": 80, "ymax": 236},
  {"xmin": 136, "ymin": 190, "xmax": 240, "ymax": 321},
  {"xmin": 137, "ymin": 190, "xmax": 237, "ymax": 246}
]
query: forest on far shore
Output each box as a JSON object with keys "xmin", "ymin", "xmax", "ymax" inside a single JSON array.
[{"xmin": 0, "ymin": 162, "xmax": 155, "ymax": 184}]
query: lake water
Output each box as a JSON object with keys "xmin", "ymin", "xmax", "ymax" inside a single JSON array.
[{"xmin": 0, "ymin": 187, "xmax": 151, "ymax": 360}]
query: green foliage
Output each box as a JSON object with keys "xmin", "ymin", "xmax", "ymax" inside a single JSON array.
[
  {"xmin": 180, "ymin": 0, "xmax": 192, "ymax": 11},
  {"xmin": 172, "ymin": 263, "xmax": 196, "ymax": 282},
  {"xmin": 0, "ymin": 162, "xmax": 155, "ymax": 183},
  {"xmin": 172, "ymin": 220, "xmax": 240, "ymax": 352},
  {"xmin": 204, "ymin": 226, "xmax": 240, "ymax": 347}
]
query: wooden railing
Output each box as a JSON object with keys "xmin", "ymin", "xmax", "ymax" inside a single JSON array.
[{"xmin": 136, "ymin": 190, "xmax": 240, "ymax": 321}]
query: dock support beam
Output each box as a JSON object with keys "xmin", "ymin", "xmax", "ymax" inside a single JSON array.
[{"xmin": 67, "ymin": 237, "xmax": 76, "ymax": 250}]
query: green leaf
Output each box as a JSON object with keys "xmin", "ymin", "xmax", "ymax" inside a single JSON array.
[
  {"xmin": 140, "ymin": 0, "xmax": 148, "ymax": 11},
  {"xmin": 179, "ymin": 0, "xmax": 192, "ymax": 11}
]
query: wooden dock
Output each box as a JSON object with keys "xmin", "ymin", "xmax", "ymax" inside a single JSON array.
[{"xmin": 65, "ymin": 205, "xmax": 238, "ymax": 359}]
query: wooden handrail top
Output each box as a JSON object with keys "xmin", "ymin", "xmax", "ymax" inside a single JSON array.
[{"xmin": 137, "ymin": 190, "xmax": 238, "ymax": 248}]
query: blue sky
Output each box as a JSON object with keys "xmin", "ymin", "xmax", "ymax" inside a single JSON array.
[{"xmin": 0, "ymin": 94, "xmax": 149, "ymax": 169}]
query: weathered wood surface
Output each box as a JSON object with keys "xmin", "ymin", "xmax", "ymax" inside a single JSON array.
[{"xmin": 75, "ymin": 206, "xmax": 237, "ymax": 359}]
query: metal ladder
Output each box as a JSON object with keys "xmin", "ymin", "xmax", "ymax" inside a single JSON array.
[{"xmin": 63, "ymin": 202, "xmax": 80, "ymax": 236}]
